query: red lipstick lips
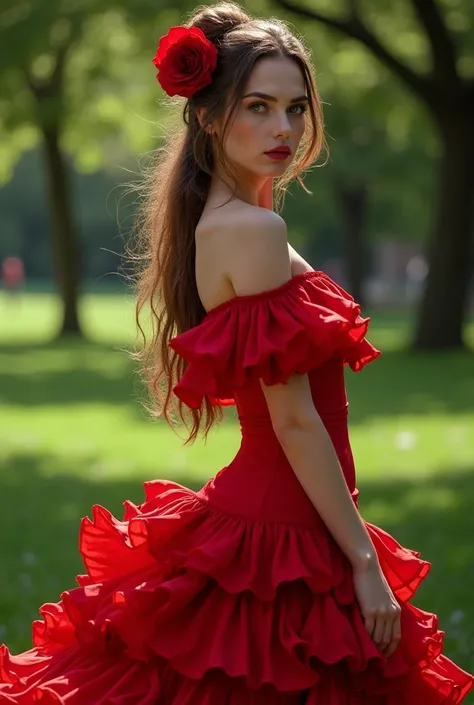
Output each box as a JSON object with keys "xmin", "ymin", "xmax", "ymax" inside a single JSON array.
[{"xmin": 264, "ymin": 146, "xmax": 291, "ymax": 160}]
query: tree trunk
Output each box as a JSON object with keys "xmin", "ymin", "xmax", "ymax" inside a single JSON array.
[
  {"xmin": 413, "ymin": 118, "xmax": 474, "ymax": 350},
  {"xmin": 335, "ymin": 181, "xmax": 368, "ymax": 306},
  {"xmin": 41, "ymin": 122, "xmax": 82, "ymax": 336}
]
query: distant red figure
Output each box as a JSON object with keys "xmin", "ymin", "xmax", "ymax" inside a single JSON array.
[{"xmin": 1, "ymin": 256, "xmax": 25, "ymax": 294}]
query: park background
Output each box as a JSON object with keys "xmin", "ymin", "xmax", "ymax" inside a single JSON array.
[{"xmin": 0, "ymin": 0, "xmax": 473, "ymax": 693}]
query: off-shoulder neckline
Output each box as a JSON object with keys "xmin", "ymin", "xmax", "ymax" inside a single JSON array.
[{"xmin": 205, "ymin": 269, "xmax": 325, "ymax": 317}]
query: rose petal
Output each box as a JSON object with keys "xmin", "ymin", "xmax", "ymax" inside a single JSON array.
[
  {"xmin": 153, "ymin": 25, "xmax": 218, "ymax": 97},
  {"xmin": 156, "ymin": 26, "xmax": 208, "ymax": 64}
]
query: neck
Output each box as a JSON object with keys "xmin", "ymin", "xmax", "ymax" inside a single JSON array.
[{"xmin": 210, "ymin": 162, "xmax": 265, "ymax": 207}]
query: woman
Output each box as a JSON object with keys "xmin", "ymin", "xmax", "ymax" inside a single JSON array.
[{"xmin": 1, "ymin": 2, "xmax": 472, "ymax": 703}]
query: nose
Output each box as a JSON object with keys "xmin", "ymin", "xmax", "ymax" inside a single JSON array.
[{"xmin": 273, "ymin": 109, "xmax": 291, "ymax": 138}]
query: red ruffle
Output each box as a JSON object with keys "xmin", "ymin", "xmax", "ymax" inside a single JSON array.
[
  {"xmin": 169, "ymin": 271, "xmax": 381, "ymax": 408},
  {"xmin": 1, "ymin": 480, "xmax": 472, "ymax": 704}
]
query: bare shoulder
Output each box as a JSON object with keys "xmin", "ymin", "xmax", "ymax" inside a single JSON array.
[
  {"xmin": 225, "ymin": 203, "xmax": 288, "ymax": 256},
  {"xmin": 206, "ymin": 202, "xmax": 292, "ymax": 296},
  {"xmin": 197, "ymin": 200, "xmax": 286, "ymax": 242}
]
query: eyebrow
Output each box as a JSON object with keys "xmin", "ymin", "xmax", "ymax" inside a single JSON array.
[{"xmin": 242, "ymin": 91, "xmax": 309, "ymax": 103}]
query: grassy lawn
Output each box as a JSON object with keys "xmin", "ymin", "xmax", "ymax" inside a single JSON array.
[{"xmin": 1, "ymin": 291, "xmax": 473, "ymax": 694}]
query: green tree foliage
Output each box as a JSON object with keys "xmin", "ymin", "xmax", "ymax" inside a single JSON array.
[{"xmin": 0, "ymin": 0, "xmax": 180, "ymax": 336}]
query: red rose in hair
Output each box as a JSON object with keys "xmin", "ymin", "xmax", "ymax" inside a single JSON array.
[{"xmin": 153, "ymin": 26, "xmax": 218, "ymax": 98}]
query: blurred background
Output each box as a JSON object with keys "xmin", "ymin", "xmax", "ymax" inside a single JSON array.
[{"xmin": 0, "ymin": 0, "xmax": 473, "ymax": 687}]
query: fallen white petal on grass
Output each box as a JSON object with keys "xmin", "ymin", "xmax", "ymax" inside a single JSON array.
[
  {"xmin": 450, "ymin": 610, "xmax": 465, "ymax": 625},
  {"xmin": 394, "ymin": 430, "xmax": 418, "ymax": 451},
  {"xmin": 21, "ymin": 551, "xmax": 38, "ymax": 567}
]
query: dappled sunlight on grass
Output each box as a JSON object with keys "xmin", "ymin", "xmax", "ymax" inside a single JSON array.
[
  {"xmin": 1, "ymin": 408, "xmax": 240, "ymax": 481},
  {"xmin": 350, "ymin": 415, "xmax": 474, "ymax": 480},
  {"xmin": 0, "ymin": 291, "xmax": 136, "ymax": 344}
]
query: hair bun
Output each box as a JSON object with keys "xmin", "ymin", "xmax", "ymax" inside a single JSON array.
[{"xmin": 187, "ymin": 2, "xmax": 251, "ymax": 44}]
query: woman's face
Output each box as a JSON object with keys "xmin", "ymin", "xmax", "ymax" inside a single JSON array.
[{"xmin": 218, "ymin": 55, "xmax": 308, "ymax": 182}]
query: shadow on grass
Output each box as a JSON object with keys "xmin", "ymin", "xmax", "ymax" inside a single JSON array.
[
  {"xmin": 0, "ymin": 339, "xmax": 142, "ymax": 409},
  {"xmin": 346, "ymin": 349, "xmax": 474, "ymax": 423},
  {"xmin": 0, "ymin": 450, "xmax": 473, "ymax": 683}
]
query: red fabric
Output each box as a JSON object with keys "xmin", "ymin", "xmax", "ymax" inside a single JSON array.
[
  {"xmin": 0, "ymin": 271, "xmax": 472, "ymax": 704},
  {"xmin": 169, "ymin": 271, "xmax": 381, "ymax": 408}
]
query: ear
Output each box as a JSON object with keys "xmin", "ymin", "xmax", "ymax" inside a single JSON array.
[
  {"xmin": 196, "ymin": 106, "xmax": 215, "ymax": 135},
  {"xmin": 196, "ymin": 106, "xmax": 216, "ymax": 135}
]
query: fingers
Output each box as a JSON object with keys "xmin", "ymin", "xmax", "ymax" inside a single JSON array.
[
  {"xmin": 384, "ymin": 611, "xmax": 402, "ymax": 658},
  {"xmin": 366, "ymin": 604, "xmax": 402, "ymax": 658},
  {"xmin": 372, "ymin": 612, "xmax": 387, "ymax": 647},
  {"xmin": 378, "ymin": 616, "xmax": 394, "ymax": 655},
  {"xmin": 363, "ymin": 612, "xmax": 375, "ymax": 638},
  {"xmin": 375, "ymin": 607, "xmax": 402, "ymax": 658}
]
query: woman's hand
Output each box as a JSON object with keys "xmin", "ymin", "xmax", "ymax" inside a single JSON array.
[
  {"xmin": 258, "ymin": 178, "xmax": 274, "ymax": 210},
  {"xmin": 353, "ymin": 558, "xmax": 402, "ymax": 658}
]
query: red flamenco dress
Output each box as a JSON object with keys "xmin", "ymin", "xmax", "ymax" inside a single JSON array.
[{"xmin": 1, "ymin": 270, "xmax": 472, "ymax": 704}]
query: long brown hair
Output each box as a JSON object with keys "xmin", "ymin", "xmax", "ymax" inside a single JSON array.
[{"xmin": 128, "ymin": 1, "xmax": 326, "ymax": 444}]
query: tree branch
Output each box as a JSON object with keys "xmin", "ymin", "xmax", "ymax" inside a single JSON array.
[
  {"xmin": 411, "ymin": 0, "xmax": 459, "ymax": 88},
  {"xmin": 24, "ymin": 39, "xmax": 71, "ymax": 98},
  {"xmin": 345, "ymin": 0, "xmax": 359, "ymax": 20},
  {"xmin": 274, "ymin": 0, "xmax": 435, "ymax": 105}
]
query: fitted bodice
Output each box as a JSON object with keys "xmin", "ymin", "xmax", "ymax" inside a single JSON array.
[
  {"xmin": 198, "ymin": 359, "xmax": 357, "ymax": 527},
  {"xmin": 169, "ymin": 271, "xmax": 380, "ymax": 527}
]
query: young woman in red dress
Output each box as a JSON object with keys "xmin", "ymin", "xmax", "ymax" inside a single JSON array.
[{"xmin": 1, "ymin": 2, "xmax": 472, "ymax": 703}]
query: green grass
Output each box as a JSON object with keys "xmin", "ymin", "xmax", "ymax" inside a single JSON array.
[{"xmin": 0, "ymin": 291, "xmax": 473, "ymax": 695}]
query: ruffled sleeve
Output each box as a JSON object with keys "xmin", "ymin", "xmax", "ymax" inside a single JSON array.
[{"xmin": 169, "ymin": 271, "xmax": 381, "ymax": 409}]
